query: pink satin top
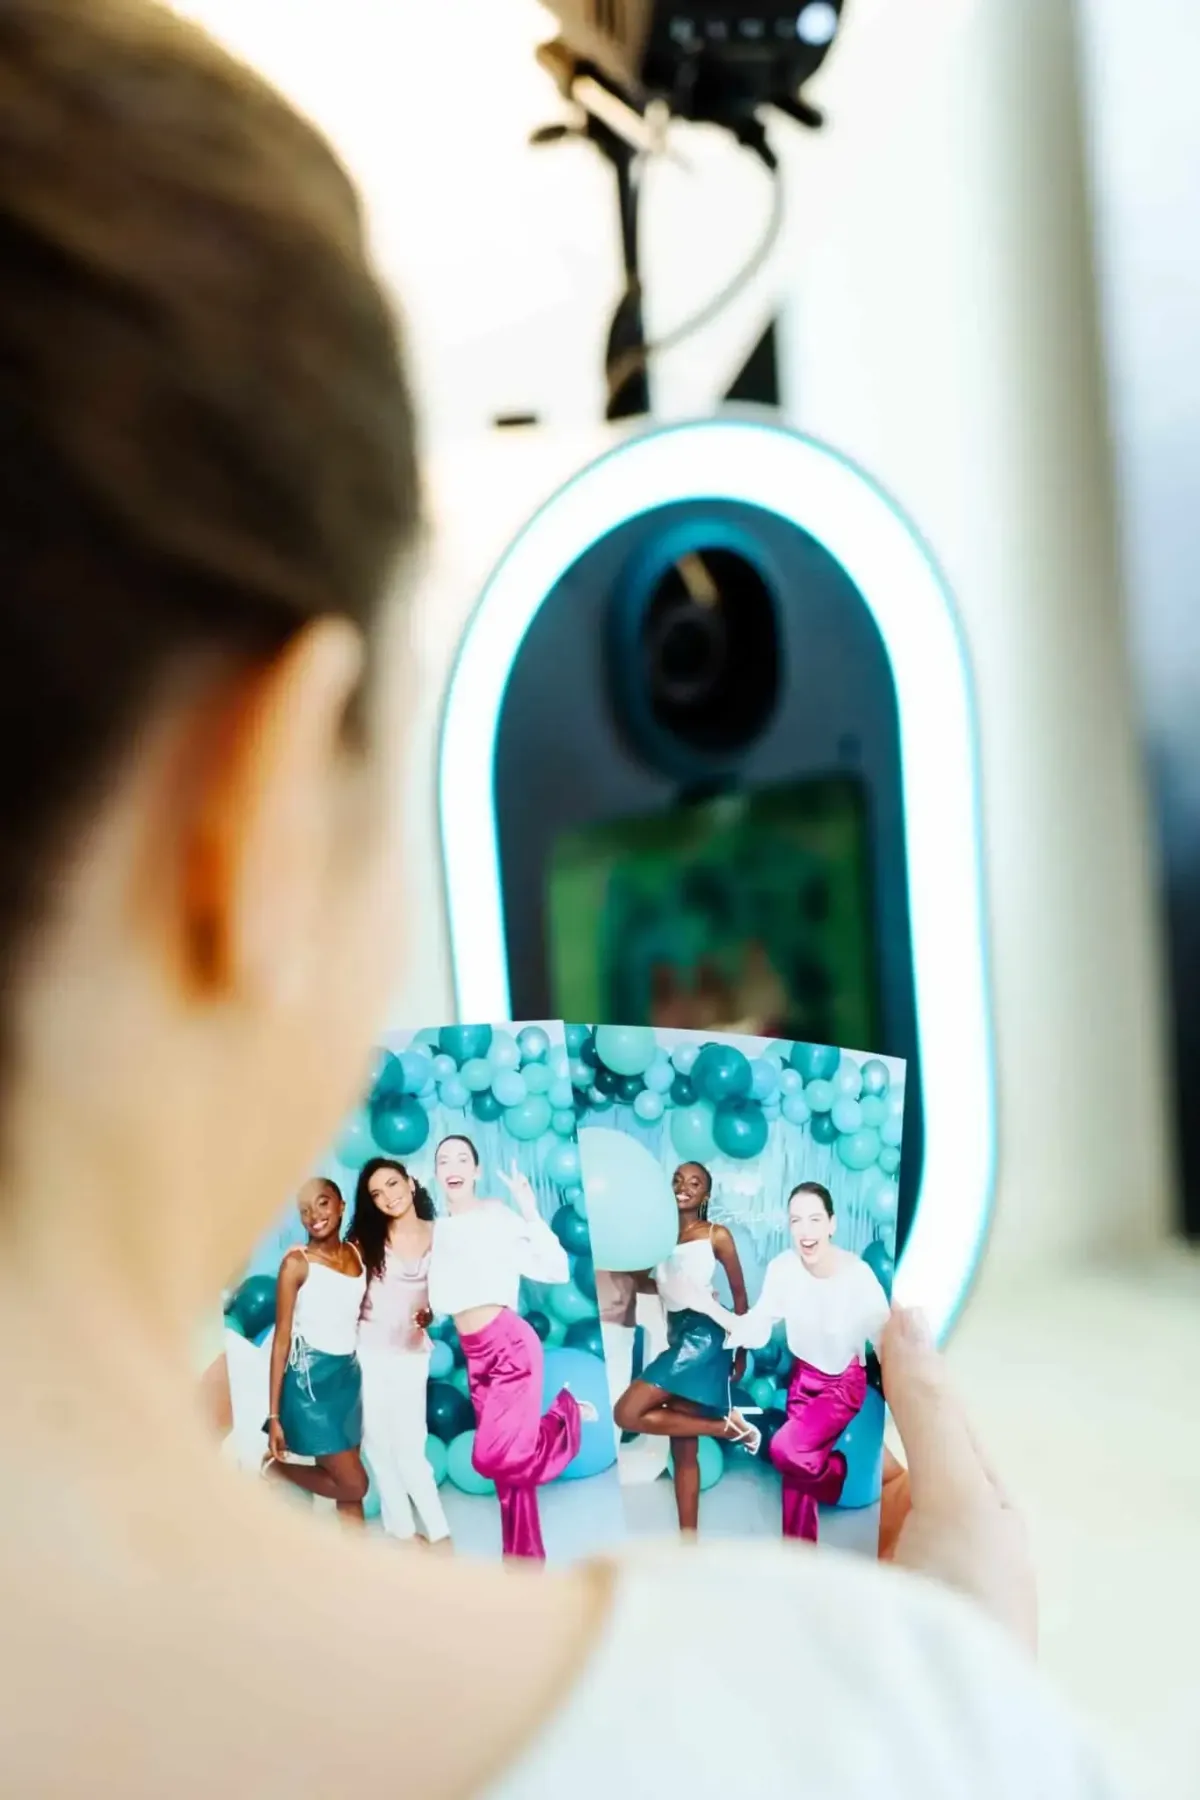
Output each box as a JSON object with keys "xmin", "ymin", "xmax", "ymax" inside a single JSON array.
[{"xmin": 357, "ymin": 1246, "xmax": 432, "ymax": 1356}]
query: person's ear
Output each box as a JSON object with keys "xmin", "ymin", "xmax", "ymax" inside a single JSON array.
[{"xmin": 180, "ymin": 617, "xmax": 365, "ymax": 1005}]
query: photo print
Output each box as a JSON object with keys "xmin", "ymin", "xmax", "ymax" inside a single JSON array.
[
  {"xmin": 205, "ymin": 1022, "xmax": 623, "ymax": 1565},
  {"xmin": 571, "ymin": 1024, "xmax": 902, "ymax": 1555}
]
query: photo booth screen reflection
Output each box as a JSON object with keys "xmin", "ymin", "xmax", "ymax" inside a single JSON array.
[{"xmin": 435, "ymin": 414, "xmax": 994, "ymax": 1342}]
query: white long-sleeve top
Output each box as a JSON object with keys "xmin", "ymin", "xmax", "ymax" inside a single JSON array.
[
  {"xmin": 427, "ymin": 1201, "xmax": 569, "ymax": 1318},
  {"xmin": 723, "ymin": 1249, "xmax": 891, "ymax": 1375}
]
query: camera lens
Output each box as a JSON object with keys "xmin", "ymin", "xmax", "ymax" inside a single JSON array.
[{"xmin": 639, "ymin": 547, "xmax": 780, "ymax": 757}]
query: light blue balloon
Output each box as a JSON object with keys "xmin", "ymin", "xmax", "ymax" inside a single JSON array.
[
  {"xmin": 670, "ymin": 1436, "xmax": 724, "ymax": 1491},
  {"xmin": 671, "ymin": 1042, "xmax": 699, "ymax": 1076},
  {"xmin": 858, "ymin": 1166, "xmax": 889, "ymax": 1210},
  {"xmin": 517, "ymin": 1025, "xmax": 551, "ymax": 1064},
  {"xmin": 548, "ymin": 1077, "xmax": 575, "ymax": 1110},
  {"xmin": 861, "ymin": 1059, "xmax": 890, "ymax": 1097},
  {"xmin": 831, "ymin": 1097, "xmax": 863, "ymax": 1134},
  {"xmin": 669, "ymin": 1099, "xmax": 717, "ymax": 1163},
  {"xmin": 439, "ymin": 1076, "xmax": 470, "ymax": 1111},
  {"xmin": 397, "ymin": 1049, "xmax": 433, "ymax": 1095},
  {"xmin": 461, "ymin": 1057, "xmax": 493, "ymax": 1094},
  {"xmin": 644, "ymin": 1055, "xmax": 674, "ymax": 1094},
  {"xmin": 542, "ymin": 1348, "xmax": 616, "ymax": 1480},
  {"xmin": 545, "ymin": 1140, "xmax": 582, "ymax": 1187},
  {"xmin": 546, "ymin": 1280, "xmax": 595, "ymax": 1327},
  {"xmin": 569, "ymin": 1058, "xmax": 592, "ymax": 1091},
  {"xmin": 881, "ymin": 1115, "xmax": 904, "ymax": 1149},
  {"xmin": 446, "ymin": 1430, "xmax": 494, "ymax": 1496},
  {"xmin": 633, "ymin": 1088, "xmax": 665, "ymax": 1123},
  {"xmin": 875, "ymin": 1179, "xmax": 899, "ymax": 1218},
  {"xmin": 425, "ymin": 1433, "xmax": 448, "ymax": 1487},
  {"xmin": 859, "ymin": 1095, "xmax": 887, "ymax": 1130},
  {"xmin": 411, "ymin": 1027, "xmax": 442, "ymax": 1053},
  {"xmin": 432, "ymin": 1053, "xmax": 457, "ymax": 1082},
  {"xmin": 805, "ymin": 1078, "xmax": 835, "ymax": 1113},
  {"xmin": 552, "ymin": 1108, "xmax": 577, "ymax": 1137},
  {"xmin": 750, "ymin": 1058, "xmax": 780, "ymax": 1101},
  {"xmin": 779, "ymin": 1067, "xmax": 803, "ymax": 1095},
  {"xmin": 504, "ymin": 1093, "xmax": 552, "ymax": 1141},
  {"xmin": 492, "ymin": 1068, "xmax": 527, "ymax": 1108},
  {"xmin": 564, "ymin": 1183, "xmax": 586, "ymax": 1213},
  {"xmin": 836, "ymin": 1127, "xmax": 881, "ymax": 1171},
  {"xmin": 781, "ymin": 1091, "xmax": 811, "ymax": 1127},
  {"xmin": 334, "ymin": 1109, "xmax": 376, "ymax": 1170},
  {"xmin": 419, "ymin": 1077, "xmax": 438, "ymax": 1102},
  {"xmin": 550, "ymin": 1048, "xmax": 571, "ymax": 1081},
  {"xmin": 489, "ymin": 1030, "xmax": 521, "ymax": 1071},
  {"xmin": 428, "ymin": 1339, "xmax": 454, "ymax": 1381},
  {"xmin": 588, "ymin": 1085, "xmax": 613, "ymax": 1111},
  {"xmin": 833, "ymin": 1057, "xmax": 863, "ymax": 1101},
  {"xmin": 594, "ymin": 1024, "xmax": 658, "ymax": 1078},
  {"xmin": 522, "ymin": 1061, "xmax": 552, "ymax": 1096},
  {"xmin": 579, "ymin": 1125, "xmax": 677, "ymax": 1270},
  {"xmin": 879, "ymin": 1146, "xmax": 901, "ymax": 1175},
  {"xmin": 886, "ymin": 1088, "xmax": 906, "ymax": 1122},
  {"xmin": 762, "ymin": 1094, "xmax": 781, "ymax": 1118}
]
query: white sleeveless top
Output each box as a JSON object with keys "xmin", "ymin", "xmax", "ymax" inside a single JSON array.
[
  {"xmin": 488, "ymin": 1544, "xmax": 1118, "ymax": 1800},
  {"xmin": 654, "ymin": 1234, "xmax": 717, "ymax": 1314},
  {"xmin": 291, "ymin": 1248, "xmax": 365, "ymax": 1357}
]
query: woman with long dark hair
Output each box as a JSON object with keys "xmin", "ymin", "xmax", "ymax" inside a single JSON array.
[
  {"xmin": 427, "ymin": 1134, "xmax": 596, "ymax": 1561},
  {"xmin": 349, "ymin": 1157, "xmax": 451, "ymax": 1547},
  {"xmin": 612, "ymin": 1161, "xmax": 757, "ymax": 1531}
]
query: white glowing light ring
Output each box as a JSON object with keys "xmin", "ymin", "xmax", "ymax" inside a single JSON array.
[{"xmin": 439, "ymin": 417, "xmax": 995, "ymax": 1340}]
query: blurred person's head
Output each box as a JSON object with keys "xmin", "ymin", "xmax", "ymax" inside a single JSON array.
[{"xmin": 0, "ymin": 0, "xmax": 421, "ymax": 1329}]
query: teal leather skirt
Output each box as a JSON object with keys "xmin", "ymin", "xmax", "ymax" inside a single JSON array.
[
  {"xmin": 641, "ymin": 1308, "xmax": 732, "ymax": 1419},
  {"xmin": 277, "ymin": 1338, "xmax": 363, "ymax": 1458}
]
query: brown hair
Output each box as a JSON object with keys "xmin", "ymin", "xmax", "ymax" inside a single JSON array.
[{"xmin": 0, "ymin": 0, "xmax": 420, "ymax": 1043}]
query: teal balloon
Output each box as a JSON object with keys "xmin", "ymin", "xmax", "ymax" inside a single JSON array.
[
  {"xmin": 749, "ymin": 1376, "xmax": 777, "ymax": 1411},
  {"xmin": 524, "ymin": 1309, "xmax": 552, "ymax": 1341},
  {"xmin": 669, "ymin": 1100, "xmax": 717, "ymax": 1163},
  {"xmin": 370, "ymin": 1050, "xmax": 406, "ymax": 1101},
  {"xmin": 859, "ymin": 1095, "xmax": 887, "ymax": 1129},
  {"xmin": 831, "ymin": 1097, "xmax": 863, "ymax": 1134},
  {"xmin": 594, "ymin": 1024, "xmax": 658, "ymax": 1077},
  {"xmin": 546, "ymin": 1140, "xmax": 582, "ymax": 1187},
  {"xmin": 833, "ymin": 1386, "xmax": 885, "ymax": 1509},
  {"xmin": 861, "ymin": 1059, "xmax": 890, "ymax": 1097},
  {"xmin": 486, "ymin": 1030, "xmax": 519, "ymax": 1072},
  {"xmin": 439, "ymin": 1024, "xmax": 492, "ymax": 1065},
  {"xmin": 670, "ymin": 1074, "xmax": 697, "ymax": 1107},
  {"xmin": 397, "ymin": 1049, "xmax": 433, "ymax": 1094},
  {"xmin": 542, "ymin": 1348, "xmax": 616, "ymax": 1479},
  {"xmin": 862, "ymin": 1238, "xmax": 895, "ymax": 1296},
  {"xmin": 881, "ymin": 1115, "xmax": 904, "ymax": 1149},
  {"xmin": 833, "ymin": 1058, "xmax": 863, "ymax": 1101},
  {"xmin": 633, "ymin": 1088, "xmax": 664, "ymax": 1123},
  {"xmin": 471, "ymin": 1089, "xmax": 503, "ymax": 1123},
  {"xmin": 363, "ymin": 1458, "xmax": 382, "ymax": 1522},
  {"xmin": 810, "ymin": 1110, "xmax": 839, "ymax": 1145},
  {"xmin": 370, "ymin": 1093, "xmax": 429, "ymax": 1157},
  {"xmin": 230, "ymin": 1274, "xmax": 275, "ymax": 1339},
  {"xmin": 439, "ymin": 1076, "xmax": 470, "ymax": 1111},
  {"xmin": 546, "ymin": 1279, "xmax": 596, "ymax": 1327},
  {"xmin": 805, "ymin": 1078, "xmax": 834, "ymax": 1113},
  {"xmin": 425, "ymin": 1433, "xmax": 448, "ymax": 1487},
  {"xmin": 548, "ymin": 1077, "xmax": 575, "ymax": 1110},
  {"xmin": 449, "ymin": 1366, "xmax": 471, "ymax": 1396},
  {"xmin": 579, "ymin": 1125, "xmax": 677, "ymax": 1270},
  {"xmin": 564, "ymin": 1023, "xmax": 590, "ymax": 1055},
  {"xmin": 426, "ymin": 1381, "xmax": 474, "ymax": 1442},
  {"xmin": 564, "ymin": 1182, "xmax": 586, "ymax": 1212},
  {"xmin": 569, "ymin": 1058, "xmax": 591, "ymax": 1091},
  {"xmin": 428, "ymin": 1339, "xmax": 454, "ymax": 1381},
  {"xmin": 781, "ymin": 1091, "xmax": 811, "ymax": 1128},
  {"xmin": 691, "ymin": 1042, "xmax": 753, "ymax": 1105},
  {"xmin": 588, "ymin": 1086, "xmax": 614, "ymax": 1112},
  {"xmin": 522, "ymin": 1061, "xmax": 552, "ymax": 1096},
  {"xmin": 461, "ymin": 1057, "xmax": 493, "ymax": 1094},
  {"xmin": 876, "ymin": 1179, "xmax": 899, "ymax": 1218},
  {"xmin": 644, "ymin": 1056, "xmax": 675, "ymax": 1094},
  {"xmin": 879, "ymin": 1146, "xmax": 901, "ymax": 1175},
  {"xmin": 669, "ymin": 1436, "xmax": 724, "ymax": 1491},
  {"xmin": 572, "ymin": 1254, "xmax": 596, "ymax": 1301},
  {"xmin": 564, "ymin": 1317, "xmax": 604, "ymax": 1360},
  {"xmin": 551, "ymin": 1108, "xmax": 577, "ymax": 1137},
  {"xmin": 750, "ymin": 1058, "xmax": 780, "ymax": 1101},
  {"xmin": 503, "ymin": 1093, "xmax": 550, "ymax": 1143},
  {"xmin": 334, "ymin": 1110, "xmax": 377, "ymax": 1170},
  {"xmin": 446, "ymin": 1430, "xmax": 495, "ymax": 1496},
  {"xmin": 713, "ymin": 1097, "xmax": 768, "ymax": 1160},
  {"xmin": 790, "ymin": 1042, "xmax": 840, "ymax": 1082},
  {"xmin": 492, "ymin": 1068, "xmax": 527, "ymax": 1108},
  {"xmin": 517, "ymin": 1025, "xmax": 551, "ymax": 1064},
  {"xmin": 779, "ymin": 1067, "xmax": 803, "ymax": 1094},
  {"xmin": 552, "ymin": 1205, "xmax": 592, "ymax": 1255},
  {"xmin": 836, "ymin": 1127, "xmax": 882, "ymax": 1171}
]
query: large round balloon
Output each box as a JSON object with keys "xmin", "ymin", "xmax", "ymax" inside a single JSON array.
[
  {"xmin": 712, "ymin": 1097, "xmax": 768, "ymax": 1160},
  {"xmin": 563, "ymin": 1316, "xmax": 604, "ymax": 1360},
  {"xmin": 552, "ymin": 1109, "xmax": 577, "ymax": 1137},
  {"xmin": 524, "ymin": 1308, "xmax": 552, "ymax": 1342},
  {"xmin": 370, "ymin": 1093, "xmax": 429, "ymax": 1157},
  {"xmin": 880, "ymin": 1115, "xmax": 904, "ymax": 1149},
  {"xmin": 543, "ymin": 1348, "xmax": 617, "ymax": 1480},
  {"xmin": 671, "ymin": 1041, "xmax": 699, "ymax": 1076},
  {"xmin": 545, "ymin": 1140, "xmax": 582, "ymax": 1188},
  {"xmin": 669, "ymin": 1100, "xmax": 717, "ymax": 1164},
  {"xmin": 861, "ymin": 1059, "xmax": 890, "ymax": 1097},
  {"xmin": 439, "ymin": 1024, "xmax": 493, "ymax": 1065},
  {"xmin": 426, "ymin": 1381, "xmax": 475, "ymax": 1443},
  {"xmin": 428, "ymin": 1339, "xmax": 455, "ymax": 1382},
  {"xmin": 750, "ymin": 1057, "xmax": 780, "ymax": 1101},
  {"xmin": 229, "ymin": 1274, "xmax": 275, "ymax": 1339},
  {"xmin": 670, "ymin": 1074, "xmax": 697, "ymax": 1108},
  {"xmin": 440, "ymin": 1076, "xmax": 470, "ymax": 1111},
  {"xmin": 634, "ymin": 1089, "xmax": 664, "ymax": 1123},
  {"xmin": 748, "ymin": 1375, "xmax": 777, "ymax": 1412},
  {"xmin": 594, "ymin": 1024, "xmax": 658, "ymax": 1078},
  {"xmin": 804, "ymin": 1078, "xmax": 834, "ymax": 1113},
  {"xmin": 691, "ymin": 1042, "xmax": 753, "ymax": 1105},
  {"xmin": 644, "ymin": 1056, "xmax": 675, "ymax": 1095},
  {"xmin": 551, "ymin": 1204, "xmax": 592, "ymax": 1256},
  {"xmin": 548, "ymin": 1076, "xmax": 575, "ymax": 1111},
  {"xmin": 831, "ymin": 1097, "xmax": 863, "ymax": 1135},
  {"xmin": 579, "ymin": 1126, "xmax": 678, "ymax": 1270},
  {"xmin": 781, "ymin": 1090, "xmax": 811, "ymax": 1128},
  {"xmin": 471, "ymin": 1089, "xmax": 503, "ymax": 1123},
  {"xmin": 837, "ymin": 1127, "xmax": 882, "ymax": 1171},
  {"xmin": 504, "ymin": 1094, "xmax": 552, "ymax": 1141},
  {"xmin": 593, "ymin": 1066, "xmax": 619, "ymax": 1097},
  {"xmin": 878, "ymin": 1146, "xmax": 901, "ymax": 1176},
  {"xmin": 790, "ymin": 1042, "xmax": 840, "ymax": 1082},
  {"xmin": 460, "ymin": 1057, "xmax": 493, "ymax": 1094},
  {"xmin": 810, "ymin": 1110, "xmax": 839, "ymax": 1146},
  {"xmin": 486, "ymin": 1031, "xmax": 521, "ymax": 1073},
  {"xmin": 334, "ymin": 1110, "xmax": 377, "ymax": 1171},
  {"xmin": 517, "ymin": 1025, "xmax": 551, "ymax": 1064},
  {"xmin": 425, "ymin": 1434, "xmax": 449, "ymax": 1487},
  {"xmin": 564, "ymin": 1022, "xmax": 590, "ymax": 1055},
  {"xmin": 859, "ymin": 1095, "xmax": 887, "ymax": 1130},
  {"xmin": 446, "ymin": 1429, "xmax": 495, "ymax": 1496},
  {"xmin": 833, "ymin": 1386, "xmax": 885, "ymax": 1508},
  {"xmin": 546, "ymin": 1279, "xmax": 596, "ymax": 1328},
  {"xmin": 492, "ymin": 1069, "xmax": 527, "ymax": 1108},
  {"xmin": 396, "ymin": 1049, "xmax": 433, "ymax": 1095},
  {"xmin": 522, "ymin": 1061, "xmax": 552, "ymax": 1096},
  {"xmin": 669, "ymin": 1436, "xmax": 724, "ymax": 1491},
  {"xmin": 832, "ymin": 1058, "xmax": 863, "ymax": 1102},
  {"xmin": 862, "ymin": 1238, "xmax": 895, "ymax": 1298}
]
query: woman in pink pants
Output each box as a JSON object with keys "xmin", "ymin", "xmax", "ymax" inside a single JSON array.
[
  {"xmin": 703, "ymin": 1182, "xmax": 891, "ymax": 1543},
  {"xmin": 426, "ymin": 1136, "xmax": 595, "ymax": 1561}
]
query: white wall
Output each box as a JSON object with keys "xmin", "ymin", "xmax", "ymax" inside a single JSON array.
[{"xmin": 173, "ymin": 0, "xmax": 1173, "ymax": 1283}]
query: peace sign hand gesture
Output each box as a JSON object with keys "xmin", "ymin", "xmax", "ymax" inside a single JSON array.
[{"xmin": 497, "ymin": 1163, "xmax": 538, "ymax": 1222}]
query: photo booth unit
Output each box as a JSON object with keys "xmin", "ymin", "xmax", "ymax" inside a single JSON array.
[{"xmin": 400, "ymin": 412, "xmax": 994, "ymax": 1343}]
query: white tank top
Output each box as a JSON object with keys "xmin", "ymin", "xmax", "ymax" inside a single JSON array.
[
  {"xmin": 291, "ymin": 1247, "xmax": 365, "ymax": 1357},
  {"xmin": 655, "ymin": 1234, "xmax": 717, "ymax": 1314}
]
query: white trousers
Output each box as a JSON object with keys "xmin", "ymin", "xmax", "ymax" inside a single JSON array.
[{"xmin": 359, "ymin": 1347, "xmax": 451, "ymax": 1543}]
